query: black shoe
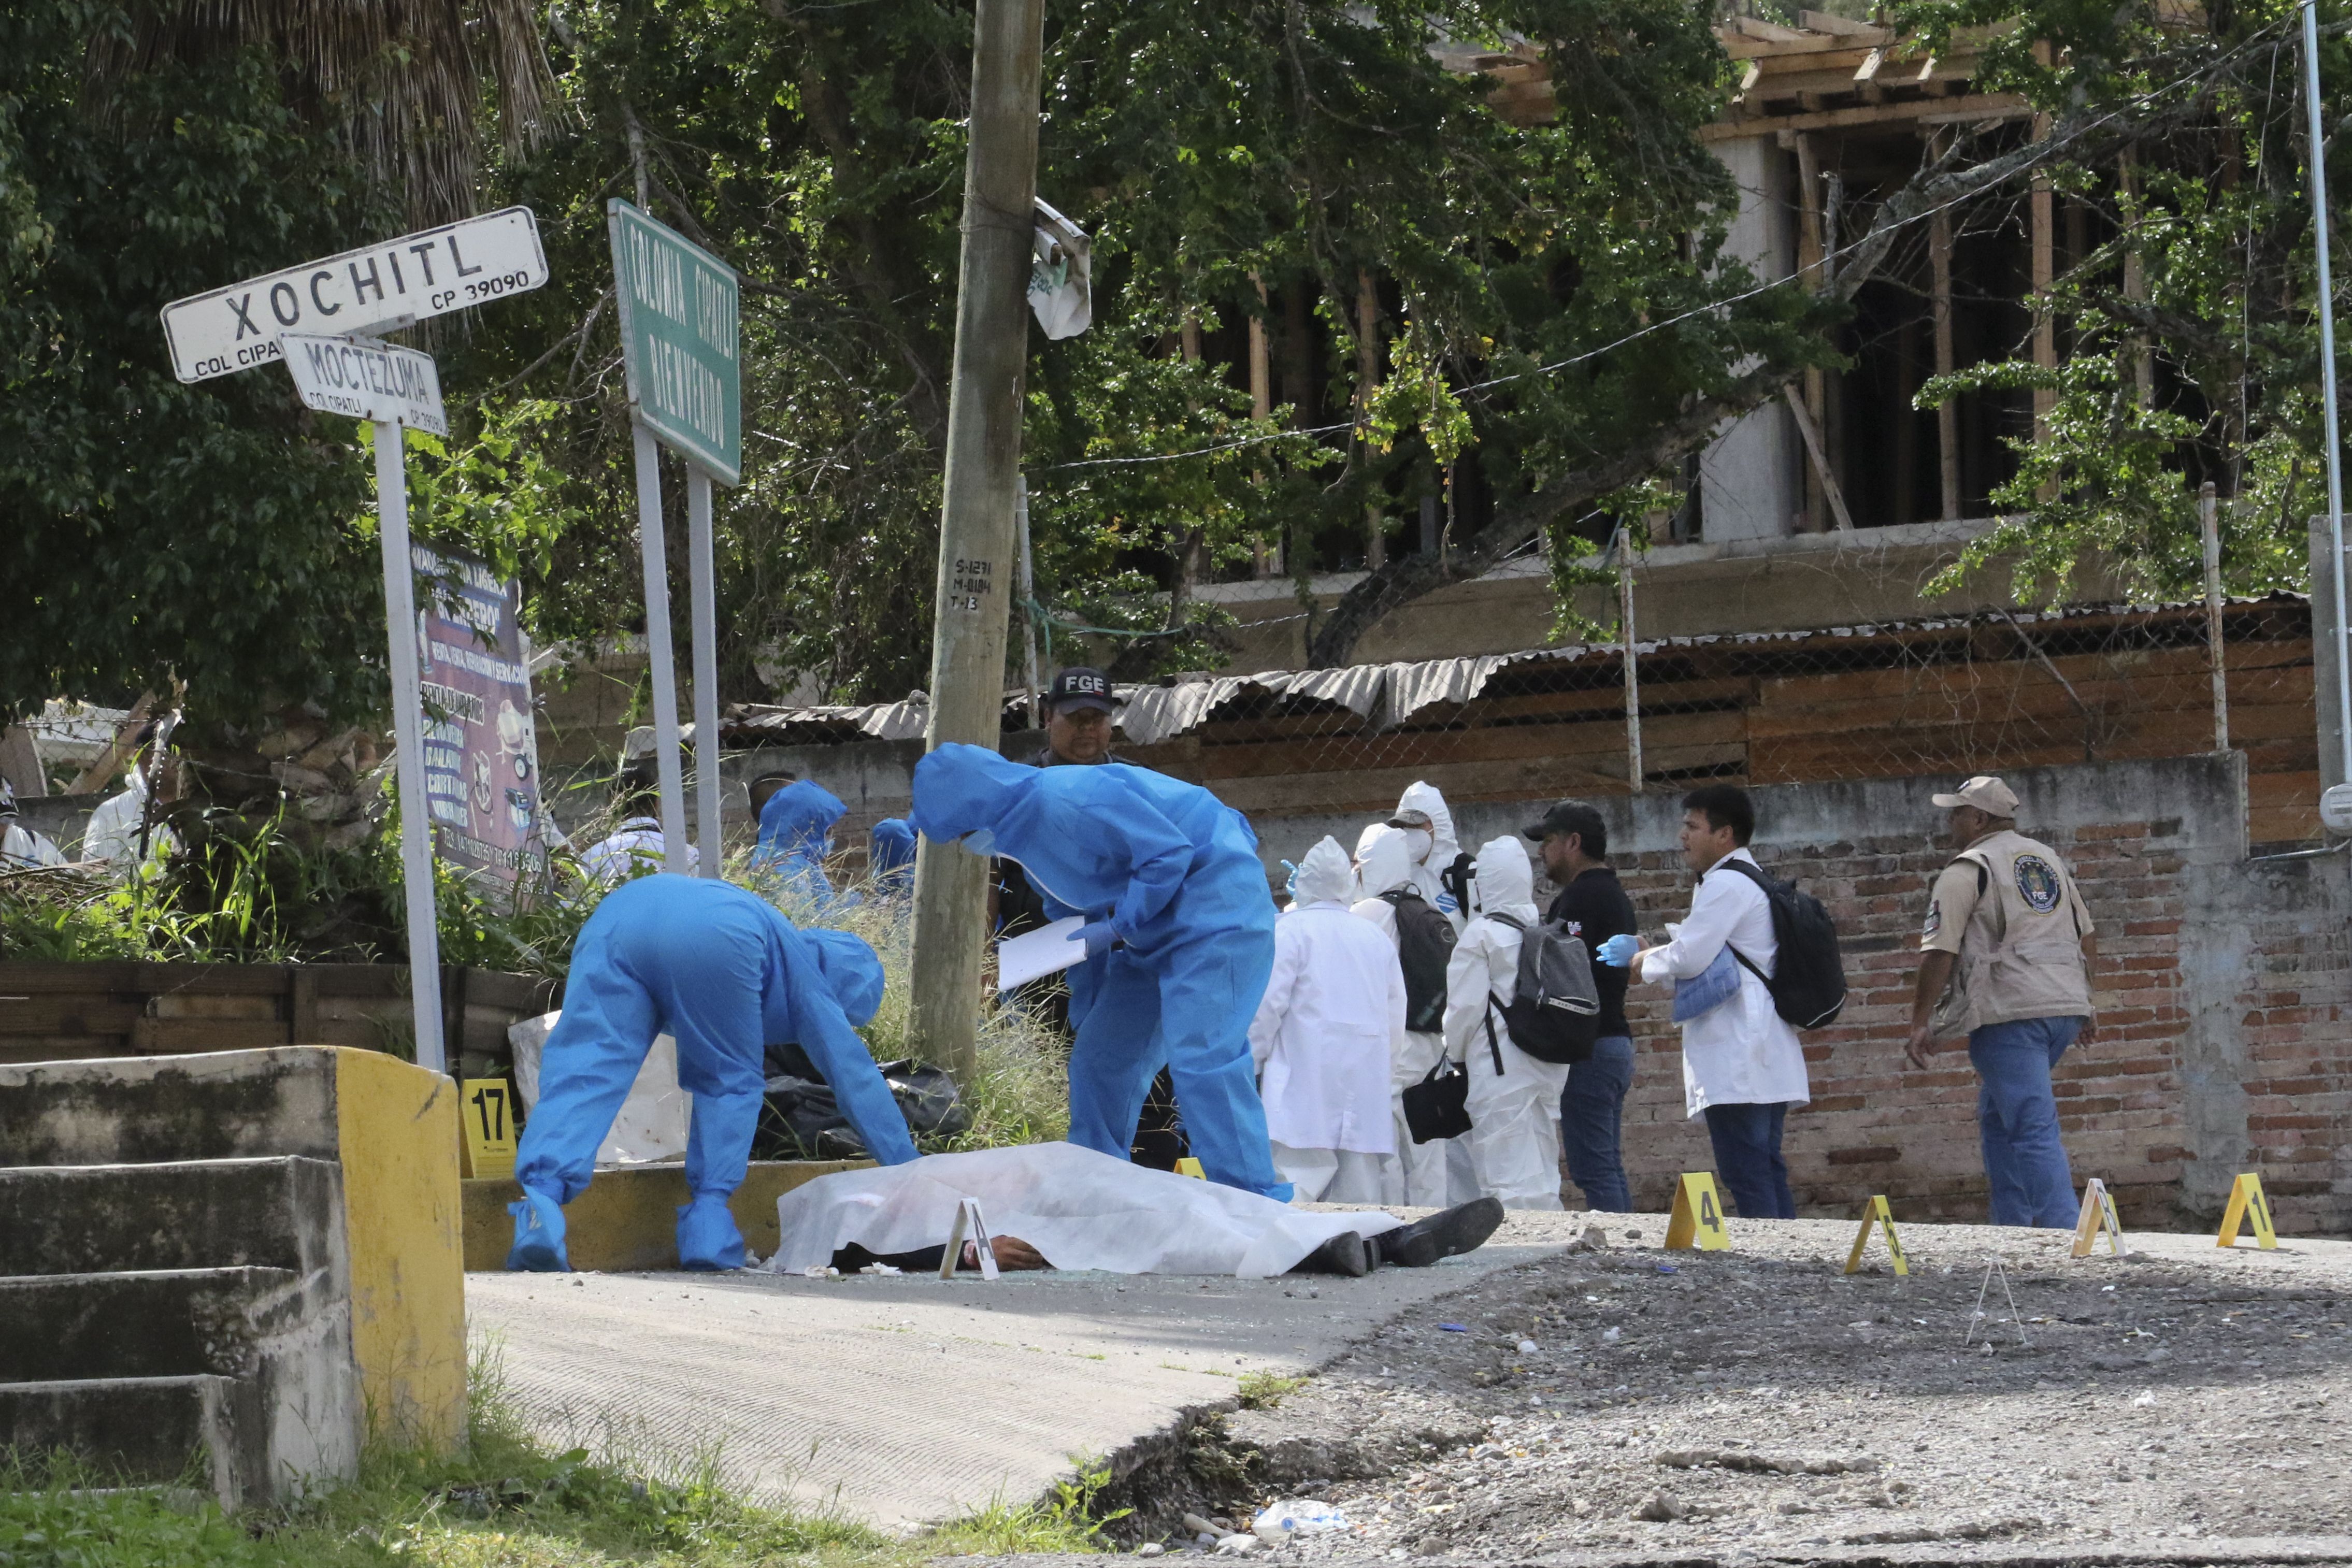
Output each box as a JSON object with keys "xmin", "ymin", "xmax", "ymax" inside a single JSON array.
[
  {"xmin": 1372, "ymin": 1197, "xmax": 1504, "ymax": 1268},
  {"xmin": 1293, "ymin": 1229, "xmax": 1371, "ymax": 1277}
]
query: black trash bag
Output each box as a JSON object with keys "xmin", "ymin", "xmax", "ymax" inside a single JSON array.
[{"xmin": 753, "ymin": 1046, "xmax": 970, "ymax": 1160}]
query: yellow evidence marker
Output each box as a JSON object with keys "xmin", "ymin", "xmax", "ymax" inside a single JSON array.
[
  {"xmin": 1843, "ymin": 1194, "xmax": 1909, "ymax": 1276},
  {"xmin": 461, "ymin": 1077, "xmax": 519, "ymax": 1181},
  {"xmin": 2216, "ymin": 1171, "xmax": 2277, "ymax": 1249},
  {"xmin": 2070, "ymin": 1177, "xmax": 2128, "ymax": 1258},
  {"xmin": 1175, "ymin": 1157, "xmax": 1207, "ymax": 1179},
  {"xmin": 1663, "ymin": 1172, "xmax": 1729, "ymax": 1250}
]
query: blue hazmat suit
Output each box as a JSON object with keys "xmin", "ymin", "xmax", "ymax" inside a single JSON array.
[
  {"xmin": 908, "ymin": 742, "xmax": 1288, "ymax": 1200},
  {"xmin": 753, "ymin": 780, "xmax": 848, "ymax": 899},
  {"xmin": 508, "ymin": 874, "xmax": 916, "ymax": 1273},
  {"xmin": 869, "ymin": 818, "xmax": 917, "ymax": 895}
]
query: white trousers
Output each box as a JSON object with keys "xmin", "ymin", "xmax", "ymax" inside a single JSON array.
[
  {"xmin": 1382, "ymin": 1030, "xmax": 1457, "ymax": 1208},
  {"xmin": 1461, "ymin": 1028, "xmax": 1573, "ymax": 1210},
  {"xmin": 1273, "ymin": 1142, "xmax": 1389, "ymax": 1204}
]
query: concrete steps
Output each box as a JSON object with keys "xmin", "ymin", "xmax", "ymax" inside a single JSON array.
[{"xmin": 0, "ymin": 1047, "xmax": 465, "ymax": 1509}]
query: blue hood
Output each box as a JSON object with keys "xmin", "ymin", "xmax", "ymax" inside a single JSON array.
[
  {"xmin": 757, "ymin": 780, "xmax": 847, "ymax": 860},
  {"xmin": 800, "ymin": 926, "xmax": 886, "ymax": 1026},
  {"xmin": 868, "ymin": 817, "xmax": 917, "ymax": 876},
  {"xmin": 909, "ymin": 742, "xmax": 1271, "ymax": 953}
]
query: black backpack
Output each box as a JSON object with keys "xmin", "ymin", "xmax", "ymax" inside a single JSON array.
[
  {"xmin": 1380, "ymin": 887, "xmax": 1457, "ymax": 1033},
  {"xmin": 1716, "ymin": 859, "xmax": 1847, "ymax": 1029},
  {"xmin": 1483, "ymin": 912, "xmax": 1602, "ymax": 1066}
]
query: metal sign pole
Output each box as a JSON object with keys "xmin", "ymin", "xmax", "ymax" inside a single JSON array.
[
  {"xmin": 632, "ymin": 423, "xmax": 691, "ymax": 873},
  {"xmin": 687, "ymin": 466, "xmax": 723, "ymax": 876},
  {"xmin": 2306, "ymin": 0, "xmax": 2352, "ymax": 784},
  {"xmin": 375, "ymin": 421, "xmax": 446, "ymax": 1072}
]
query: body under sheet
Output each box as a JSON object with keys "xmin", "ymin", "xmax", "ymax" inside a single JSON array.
[{"xmin": 766, "ymin": 1142, "xmax": 1404, "ymax": 1277}]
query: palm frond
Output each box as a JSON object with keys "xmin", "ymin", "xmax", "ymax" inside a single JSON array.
[{"xmin": 87, "ymin": 0, "xmax": 556, "ymax": 226}]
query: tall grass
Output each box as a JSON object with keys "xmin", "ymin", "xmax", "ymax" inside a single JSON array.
[{"xmin": 0, "ymin": 808, "xmax": 1067, "ymax": 1148}]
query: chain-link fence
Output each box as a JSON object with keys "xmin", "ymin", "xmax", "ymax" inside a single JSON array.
[{"xmin": 1109, "ymin": 594, "xmax": 2318, "ymax": 845}]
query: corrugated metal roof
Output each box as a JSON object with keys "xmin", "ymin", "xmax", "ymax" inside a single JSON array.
[{"xmin": 708, "ymin": 593, "xmax": 2304, "ymax": 749}]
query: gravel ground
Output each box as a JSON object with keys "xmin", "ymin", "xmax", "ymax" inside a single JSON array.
[{"xmin": 1127, "ymin": 1217, "xmax": 2352, "ymax": 1563}]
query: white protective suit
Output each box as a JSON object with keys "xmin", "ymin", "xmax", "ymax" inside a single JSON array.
[
  {"xmin": 81, "ymin": 769, "xmax": 177, "ymax": 873},
  {"xmin": 1393, "ymin": 781, "xmax": 1467, "ymax": 932},
  {"xmin": 766, "ymin": 1142, "xmax": 1403, "ymax": 1277},
  {"xmin": 1353, "ymin": 826, "xmax": 1456, "ymax": 1206},
  {"xmin": 1444, "ymin": 836, "xmax": 1572, "ymax": 1210},
  {"xmin": 1250, "ymin": 837, "xmax": 1401, "ymax": 1202},
  {"xmin": 579, "ymin": 817, "xmax": 699, "ymax": 883},
  {"xmin": 2, "ymin": 822, "xmax": 65, "ymax": 869}
]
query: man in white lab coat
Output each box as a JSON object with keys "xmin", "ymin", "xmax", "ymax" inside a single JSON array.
[
  {"xmin": 1249, "ymin": 837, "xmax": 1402, "ymax": 1202},
  {"xmin": 1443, "ymin": 836, "xmax": 1572, "ymax": 1210},
  {"xmin": 1600, "ymin": 784, "xmax": 1809, "ymax": 1218},
  {"xmin": 1352, "ymin": 826, "xmax": 1458, "ymax": 1206}
]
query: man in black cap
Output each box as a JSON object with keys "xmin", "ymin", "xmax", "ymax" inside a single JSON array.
[
  {"xmin": 1524, "ymin": 800, "xmax": 1639, "ymax": 1212},
  {"xmin": 1031, "ymin": 666, "xmax": 1120, "ymax": 767}
]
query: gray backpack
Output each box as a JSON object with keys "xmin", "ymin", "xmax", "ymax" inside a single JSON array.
[{"xmin": 1482, "ymin": 913, "xmax": 1602, "ymax": 1067}]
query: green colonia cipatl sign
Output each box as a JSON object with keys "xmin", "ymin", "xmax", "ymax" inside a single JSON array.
[{"xmin": 607, "ymin": 199, "xmax": 741, "ymax": 486}]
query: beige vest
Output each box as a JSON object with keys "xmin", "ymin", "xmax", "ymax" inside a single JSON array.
[{"xmin": 1931, "ymin": 829, "xmax": 2093, "ymax": 1038}]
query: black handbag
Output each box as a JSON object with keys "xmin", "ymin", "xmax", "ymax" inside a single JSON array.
[{"xmin": 1400, "ymin": 1057, "xmax": 1472, "ymax": 1144}]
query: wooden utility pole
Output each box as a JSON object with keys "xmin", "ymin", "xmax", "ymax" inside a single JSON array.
[{"xmin": 905, "ymin": 0, "xmax": 1046, "ymax": 1082}]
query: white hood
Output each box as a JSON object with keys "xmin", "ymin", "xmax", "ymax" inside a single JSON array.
[
  {"xmin": 1292, "ymin": 836, "xmax": 1355, "ymax": 906},
  {"xmin": 1395, "ymin": 781, "xmax": 1460, "ymax": 862},
  {"xmin": 1353, "ymin": 826, "xmax": 1414, "ymax": 899},
  {"xmin": 1473, "ymin": 835, "xmax": 1537, "ymax": 919}
]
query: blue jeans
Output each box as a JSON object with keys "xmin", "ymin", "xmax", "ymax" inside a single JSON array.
[
  {"xmin": 1560, "ymin": 1036, "xmax": 1634, "ymax": 1211},
  {"xmin": 1968, "ymin": 1015, "xmax": 2085, "ymax": 1227},
  {"xmin": 1702, "ymin": 1102, "xmax": 1796, "ymax": 1219}
]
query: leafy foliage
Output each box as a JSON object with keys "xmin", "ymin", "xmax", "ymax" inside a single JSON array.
[
  {"xmin": 0, "ymin": 4, "xmax": 389, "ymax": 728},
  {"xmin": 1894, "ymin": 0, "xmax": 2341, "ymax": 602}
]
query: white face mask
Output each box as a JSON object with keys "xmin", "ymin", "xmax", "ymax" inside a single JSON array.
[{"xmin": 1400, "ymin": 827, "xmax": 1433, "ymax": 865}]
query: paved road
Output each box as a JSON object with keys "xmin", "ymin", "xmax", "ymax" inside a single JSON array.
[
  {"xmin": 466, "ymin": 1210, "xmax": 2348, "ymax": 1535},
  {"xmin": 466, "ymin": 1209, "xmax": 1591, "ymax": 1530}
]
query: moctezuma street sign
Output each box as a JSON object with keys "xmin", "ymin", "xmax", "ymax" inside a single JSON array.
[
  {"xmin": 607, "ymin": 199, "xmax": 742, "ymax": 486},
  {"xmin": 160, "ymin": 208, "xmax": 546, "ymax": 383},
  {"xmin": 281, "ymin": 334, "xmax": 449, "ymax": 436}
]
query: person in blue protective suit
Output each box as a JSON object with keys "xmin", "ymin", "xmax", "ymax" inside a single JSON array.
[
  {"xmin": 507, "ymin": 874, "xmax": 917, "ymax": 1272},
  {"xmin": 868, "ymin": 818, "xmax": 916, "ymax": 895},
  {"xmin": 751, "ymin": 776, "xmax": 848, "ymax": 898},
  {"xmin": 908, "ymin": 742, "xmax": 1289, "ymax": 1200}
]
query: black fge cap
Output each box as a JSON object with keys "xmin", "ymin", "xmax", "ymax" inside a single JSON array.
[
  {"xmin": 1523, "ymin": 800, "xmax": 1592, "ymax": 841},
  {"xmin": 1045, "ymin": 667, "xmax": 1118, "ymax": 715}
]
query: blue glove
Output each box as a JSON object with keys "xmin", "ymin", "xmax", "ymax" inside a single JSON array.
[
  {"xmin": 1073, "ymin": 920, "xmax": 1120, "ymax": 959},
  {"xmin": 1596, "ymin": 932, "xmax": 1641, "ymax": 969}
]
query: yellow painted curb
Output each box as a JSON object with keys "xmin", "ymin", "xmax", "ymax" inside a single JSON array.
[{"xmin": 461, "ymin": 1159, "xmax": 869, "ymax": 1272}]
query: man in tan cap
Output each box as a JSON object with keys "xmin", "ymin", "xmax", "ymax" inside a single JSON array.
[{"xmin": 1905, "ymin": 775, "xmax": 2097, "ymax": 1226}]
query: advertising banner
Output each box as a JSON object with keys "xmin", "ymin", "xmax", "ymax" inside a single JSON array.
[{"xmin": 413, "ymin": 544, "xmax": 548, "ymax": 881}]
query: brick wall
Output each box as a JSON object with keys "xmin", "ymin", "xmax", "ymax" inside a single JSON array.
[
  {"xmin": 1603, "ymin": 818, "xmax": 2201, "ymax": 1228},
  {"xmin": 1270, "ymin": 752, "xmax": 2352, "ymax": 1239}
]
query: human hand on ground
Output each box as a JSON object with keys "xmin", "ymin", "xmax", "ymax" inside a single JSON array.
[{"xmin": 991, "ymin": 1235, "xmax": 1049, "ymax": 1271}]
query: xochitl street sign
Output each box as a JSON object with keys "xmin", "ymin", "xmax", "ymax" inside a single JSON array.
[
  {"xmin": 157, "ymin": 207, "xmax": 547, "ymax": 1076},
  {"xmin": 160, "ymin": 207, "xmax": 546, "ymax": 383},
  {"xmin": 608, "ymin": 199, "xmax": 741, "ymax": 486},
  {"xmin": 280, "ymin": 334, "xmax": 449, "ymax": 436}
]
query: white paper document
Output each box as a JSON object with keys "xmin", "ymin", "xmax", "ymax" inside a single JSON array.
[{"xmin": 996, "ymin": 915, "xmax": 1089, "ymax": 990}]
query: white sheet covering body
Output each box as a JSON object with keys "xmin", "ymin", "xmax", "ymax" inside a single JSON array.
[{"xmin": 767, "ymin": 1142, "xmax": 1403, "ymax": 1277}]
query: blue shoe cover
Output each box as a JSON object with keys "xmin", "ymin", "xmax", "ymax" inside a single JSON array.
[
  {"xmin": 506, "ymin": 1187, "xmax": 571, "ymax": 1272},
  {"xmin": 676, "ymin": 1194, "xmax": 745, "ymax": 1271}
]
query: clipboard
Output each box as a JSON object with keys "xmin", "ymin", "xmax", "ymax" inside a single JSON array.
[{"xmin": 996, "ymin": 915, "xmax": 1090, "ymax": 990}]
